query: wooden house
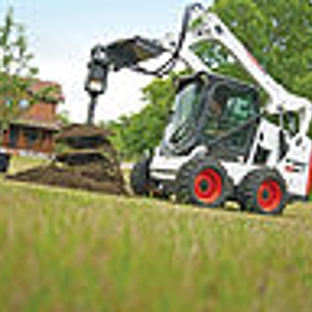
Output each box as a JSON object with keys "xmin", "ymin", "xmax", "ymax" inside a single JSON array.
[{"xmin": 1, "ymin": 80, "xmax": 64, "ymax": 156}]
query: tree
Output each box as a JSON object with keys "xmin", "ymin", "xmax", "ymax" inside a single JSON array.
[
  {"xmin": 56, "ymin": 110, "xmax": 71, "ymax": 127},
  {"xmin": 0, "ymin": 7, "xmax": 38, "ymax": 145},
  {"xmin": 193, "ymin": 0, "xmax": 312, "ymax": 99}
]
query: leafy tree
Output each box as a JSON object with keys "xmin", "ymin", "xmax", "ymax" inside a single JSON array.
[
  {"xmin": 0, "ymin": 8, "xmax": 38, "ymax": 145},
  {"xmin": 194, "ymin": 0, "xmax": 312, "ymax": 99},
  {"xmin": 56, "ymin": 110, "xmax": 71, "ymax": 127}
]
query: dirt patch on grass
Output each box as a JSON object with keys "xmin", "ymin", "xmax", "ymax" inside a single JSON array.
[
  {"xmin": 8, "ymin": 163, "xmax": 126, "ymax": 194},
  {"xmin": 8, "ymin": 124, "xmax": 127, "ymax": 195}
]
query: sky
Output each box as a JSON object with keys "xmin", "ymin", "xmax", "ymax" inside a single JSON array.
[{"xmin": 0, "ymin": 0, "xmax": 212, "ymax": 123}]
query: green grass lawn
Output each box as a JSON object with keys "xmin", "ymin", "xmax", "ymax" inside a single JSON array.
[{"xmin": 0, "ymin": 157, "xmax": 312, "ymax": 311}]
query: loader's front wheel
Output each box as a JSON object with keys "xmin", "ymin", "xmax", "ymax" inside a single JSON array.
[
  {"xmin": 237, "ymin": 169, "xmax": 287, "ymax": 215},
  {"xmin": 175, "ymin": 157, "xmax": 233, "ymax": 207}
]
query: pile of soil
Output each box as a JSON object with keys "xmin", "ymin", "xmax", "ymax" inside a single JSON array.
[{"xmin": 8, "ymin": 124, "xmax": 127, "ymax": 195}]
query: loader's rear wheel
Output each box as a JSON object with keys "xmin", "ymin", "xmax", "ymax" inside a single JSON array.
[
  {"xmin": 130, "ymin": 158, "xmax": 151, "ymax": 196},
  {"xmin": 237, "ymin": 169, "xmax": 287, "ymax": 215},
  {"xmin": 175, "ymin": 157, "xmax": 233, "ymax": 207}
]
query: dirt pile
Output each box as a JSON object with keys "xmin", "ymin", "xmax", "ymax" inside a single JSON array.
[{"xmin": 8, "ymin": 124, "xmax": 127, "ymax": 195}]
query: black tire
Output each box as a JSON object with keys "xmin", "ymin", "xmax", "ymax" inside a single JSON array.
[
  {"xmin": 151, "ymin": 187, "xmax": 171, "ymax": 200},
  {"xmin": 130, "ymin": 157, "xmax": 151, "ymax": 196},
  {"xmin": 236, "ymin": 169, "xmax": 288, "ymax": 215},
  {"xmin": 175, "ymin": 157, "xmax": 233, "ymax": 208},
  {"xmin": 0, "ymin": 152, "xmax": 11, "ymax": 173}
]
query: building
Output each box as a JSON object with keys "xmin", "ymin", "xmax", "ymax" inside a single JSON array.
[{"xmin": 1, "ymin": 80, "xmax": 64, "ymax": 156}]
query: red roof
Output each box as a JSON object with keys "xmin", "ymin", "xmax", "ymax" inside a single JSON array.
[{"xmin": 13, "ymin": 118, "xmax": 60, "ymax": 131}]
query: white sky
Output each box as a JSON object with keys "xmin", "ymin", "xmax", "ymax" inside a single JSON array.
[{"xmin": 0, "ymin": 0, "xmax": 212, "ymax": 123}]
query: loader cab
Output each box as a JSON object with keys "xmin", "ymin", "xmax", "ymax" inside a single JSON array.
[{"xmin": 160, "ymin": 72, "xmax": 260, "ymax": 161}]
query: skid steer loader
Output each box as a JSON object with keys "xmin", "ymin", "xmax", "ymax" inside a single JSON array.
[{"xmin": 84, "ymin": 3, "xmax": 312, "ymax": 215}]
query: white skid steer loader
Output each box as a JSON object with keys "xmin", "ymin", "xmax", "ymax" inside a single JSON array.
[{"xmin": 85, "ymin": 3, "xmax": 312, "ymax": 215}]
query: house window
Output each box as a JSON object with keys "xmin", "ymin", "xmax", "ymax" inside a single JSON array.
[
  {"xmin": 24, "ymin": 129, "xmax": 39, "ymax": 147},
  {"xmin": 8, "ymin": 128, "xmax": 19, "ymax": 148}
]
